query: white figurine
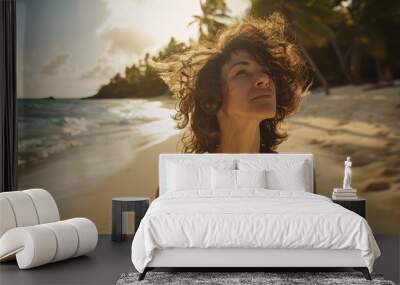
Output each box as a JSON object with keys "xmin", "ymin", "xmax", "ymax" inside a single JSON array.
[{"xmin": 343, "ymin": 156, "xmax": 352, "ymax": 190}]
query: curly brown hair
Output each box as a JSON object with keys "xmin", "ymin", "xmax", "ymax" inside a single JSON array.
[{"xmin": 149, "ymin": 12, "xmax": 311, "ymax": 154}]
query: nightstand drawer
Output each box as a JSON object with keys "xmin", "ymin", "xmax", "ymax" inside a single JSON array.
[{"xmin": 332, "ymin": 199, "xmax": 366, "ymax": 218}]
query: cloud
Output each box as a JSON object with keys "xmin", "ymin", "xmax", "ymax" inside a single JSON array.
[
  {"xmin": 81, "ymin": 0, "xmax": 155, "ymax": 81},
  {"xmin": 96, "ymin": 0, "xmax": 155, "ymax": 57},
  {"xmin": 79, "ymin": 64, "xmax": 114, "ymax": 80},
  {"xmin": 98, "ymin": 24, "xmax": 154, "ymax": 56},
  {"xmin": 79, "ymin": 56, "xmax": 116, "ymax": 80},
  {"xmin": 40, "ymin": 52, "xmax": 72, "ymax": 76}
]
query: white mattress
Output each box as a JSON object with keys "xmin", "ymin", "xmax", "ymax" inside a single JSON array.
[
  {"xmin": 148, "ymin": 248, "xmax": 365, "ymax": 267},
  {"xmin": 131, "ymin": 189, "xmax": 381, "ymax": 273}
]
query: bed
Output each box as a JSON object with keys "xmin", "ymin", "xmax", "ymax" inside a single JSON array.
[{"xmin": 131, "ymin": 153, "xmax": 381, "ymax": 281}]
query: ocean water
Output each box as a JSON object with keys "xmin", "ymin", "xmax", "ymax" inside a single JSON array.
[{"xmin": 17, "ymin": 98, "xmax": 178, "ymax": 167}]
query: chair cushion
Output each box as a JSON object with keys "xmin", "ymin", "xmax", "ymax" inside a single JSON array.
[
  {"xmin": 0, "ymin": 189, "xmax": 60, "ymax": 239},
  {"xmin": 0, "ymin": 225, "xmax": 57, "ymax": 269},
  {"xmin": 23, "ymin": 189, "xmax": 60, "ymax": 224},
  {"xmin": 0, "ymin": 196, "xmax": 17, "ymax": 237},
  {"xmin": 0, "ymin": 218, "xmax": 98, "ymax": 269},
  {"xmin": 0, "ymin": 191, "xmax": 39, "ymax": 227},
  {"xmin": 41, "ymin": 221, "xmax": 79, "ymax": 262},
  {"xmin": 63, "ymin": 218, "xmax": 98, "ymax": 257}
]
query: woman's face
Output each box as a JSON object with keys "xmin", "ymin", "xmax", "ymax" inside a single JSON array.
[{"xmin": 218, "ymin": 50, "xmax": 276, "ymax": 121}]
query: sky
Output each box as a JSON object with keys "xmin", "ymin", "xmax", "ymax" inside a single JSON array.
[{"xmin": 16, "ymin": 0, "xmax": 250, "ymax": 99}]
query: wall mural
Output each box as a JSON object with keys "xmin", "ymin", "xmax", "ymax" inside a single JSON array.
[{"xmin": 16, "ymin": 0, "xmax": 400, "ymax": 234}]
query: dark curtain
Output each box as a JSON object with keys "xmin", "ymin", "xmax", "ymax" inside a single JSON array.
[{"xmin": 0, "ymin": 0, "xmax": 17, "ymax": 192}]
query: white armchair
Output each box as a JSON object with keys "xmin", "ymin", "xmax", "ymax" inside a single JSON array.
[{"xmin": 0, "ymin": 188, "xmax": 98, "ymax": 269}]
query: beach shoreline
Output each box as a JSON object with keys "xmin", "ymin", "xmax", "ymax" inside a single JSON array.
[
  {"xmin": 17, "ymin": 85, "xmax": 400, "ymax": 234},
  {"xmin": 57, "ymin": 133, "xmax": 182, "ymax": 233}
]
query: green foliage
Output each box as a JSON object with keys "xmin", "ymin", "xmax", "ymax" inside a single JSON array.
[
  {"xmin": 90, "ymin": 0, "xmax": 234, "ymax": 99},
  {"xmin": 91, "ymin": 37, "xmax": 190, "ymax": 99},
  {"xmin": 343, "ymin": 0, "xmax": 400, "ymax": 82},
  {"xmin": 249, "ymin": 0, "xmax": 400, "ymax": 87},
  {"xmin": 188, "ymin": 0, "xmax": 232, "ymax": 43},
  {"xmin": 90, "ymin": 0, "xmax": 399, "ymax": 99}
]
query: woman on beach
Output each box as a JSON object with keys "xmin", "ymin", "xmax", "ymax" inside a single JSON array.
[{"xmin": 151, "ymin": 12, "xmax": 311, "ymax": 197}]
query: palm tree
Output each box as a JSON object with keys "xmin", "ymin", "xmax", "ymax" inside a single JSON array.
[
  {"xmin": 110, "ymin": 73, "xmax": 123, "ymax": 85},
  {"xmin": 156, "ymin": 37, "xmax": 190, "ymax": 61},
  {"xmin": 188, "ymin": 0, "xmax": 232, "ymax": 42},
  {"xmin": 248, "ymin": 0, "xmax": 352, "ymax": 94},
  {"xmin": 342, "ymin": 0, "xmax": 399, "ymax": 85}
]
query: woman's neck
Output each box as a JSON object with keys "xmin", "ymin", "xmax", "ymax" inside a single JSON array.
[{"xmin": 216, "ymin": 118, "xmax": 261, "ymax": 153}]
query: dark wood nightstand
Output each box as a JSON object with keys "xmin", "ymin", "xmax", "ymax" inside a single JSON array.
[
  {"xmin": 332, "ymin": 198, "xmax": 366, "ymax": 218},
  {"xmin": 112, "ymin": 197, "xmax": 150, "ymax": 242}
]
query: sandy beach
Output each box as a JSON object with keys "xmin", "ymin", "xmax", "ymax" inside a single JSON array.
[
  {"xmin": 18, "ymin": 85, "xmax": 400, "ymax": 234},
  {"xmin": 280, "ymin": 84, "xmax": 400, "ymax": 234},
  {"xmin": 56, "ymin": 133, "xmax": 182, "ymax": 234}
]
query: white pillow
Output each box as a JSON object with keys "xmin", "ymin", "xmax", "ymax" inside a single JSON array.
[
  {"xmin": 236, "ymin": 169, "xmax": 267, "ymax": 188},
  {"xmin": 166, "ymin": 159, "xmax": 236, "ymax": 192},
  {"xmin": 167, "ymin": 162, "xmax": 211, "ymax": 191},
  {"xmin": 211, "ymin": 168, "xmax": 236, "ymax": 190},
  {"xmin": 211, "ymin": 168, "xmax": 268, "ymax": 190},
  {"xmin": 238, "ymin": 159, "xmax": 309, "ymax": 191},
  {"xmin": 266, "ymin": 166, "xmax": 307, "ymax": 191}
]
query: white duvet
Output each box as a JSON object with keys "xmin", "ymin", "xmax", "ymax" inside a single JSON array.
[{"xmin": 131, "ymin": 189, "xmax": 381, "ymax": 273}]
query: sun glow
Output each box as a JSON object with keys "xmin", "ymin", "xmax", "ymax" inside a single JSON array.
[{"xmin": 99, "ymin": 0, "xmax": 200, "ymax": 57}]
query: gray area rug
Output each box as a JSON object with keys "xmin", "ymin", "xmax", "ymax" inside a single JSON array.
[{"xmin": 116, "ymin": 271, "xmax": 396, "ymax": 285}]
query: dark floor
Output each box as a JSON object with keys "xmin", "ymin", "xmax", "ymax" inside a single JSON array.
[{"xmin": 0, "ymin": 234, "xmax": 399, "ymax": 285}]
